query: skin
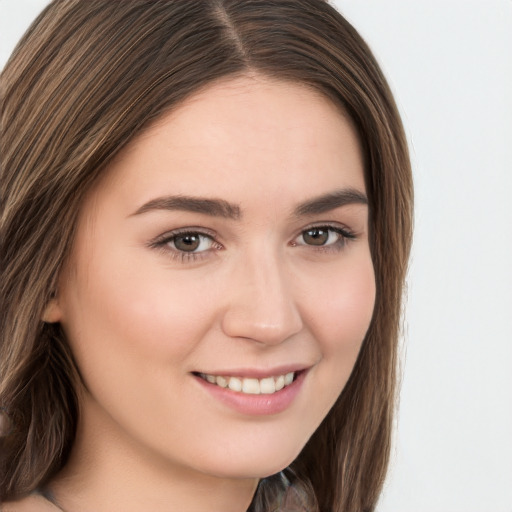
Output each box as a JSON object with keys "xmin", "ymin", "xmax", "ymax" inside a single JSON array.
[{"xmin": 6, "ymin": 75, "xmax": 375, "ymax": 511}]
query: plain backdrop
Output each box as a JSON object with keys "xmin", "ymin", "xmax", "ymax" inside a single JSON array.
[{"xmin": 1, "ymin": 1, "xmax": 511, "ymax": 511}]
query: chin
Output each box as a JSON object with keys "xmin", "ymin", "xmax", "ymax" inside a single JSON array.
[{"xmin": 197, "ymin": 441, "xmax": 305, "ymax": 480}]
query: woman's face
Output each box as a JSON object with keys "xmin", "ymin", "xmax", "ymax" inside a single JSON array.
[{"xmin": 49, "ymin": 76, "xmax": 375, "ymax": 480}]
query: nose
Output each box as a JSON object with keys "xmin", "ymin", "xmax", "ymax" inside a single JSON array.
[{"xmin": 220, "ymin": 250, "xmax": 303, "ymax": 345}]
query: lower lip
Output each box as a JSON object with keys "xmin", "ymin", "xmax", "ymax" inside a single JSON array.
[{"xmin": 194, "ymin": 371, "xmax": 306, "ymax": 416}]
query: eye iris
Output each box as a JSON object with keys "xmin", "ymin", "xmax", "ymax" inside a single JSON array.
[
  {"xmin": 174, "ymin": 234, "xmax": 201, "ymax": 252},
  {"xmin": 303, "ymin": 228, "xmax": 329, "ymax": 246}
]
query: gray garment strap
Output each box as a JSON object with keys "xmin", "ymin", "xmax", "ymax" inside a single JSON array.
[{"xmin": 35, "ymin": 488, "xmax": 67, "ymax": 511}]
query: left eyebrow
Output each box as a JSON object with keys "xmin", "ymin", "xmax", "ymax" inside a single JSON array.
[
  {"xmin": 293, "ymin": 188, "xmax": 368, "ymax": 217},
  {"xmin": 130, "ymin": 195, "xmax": 241, "ymax": 219}
]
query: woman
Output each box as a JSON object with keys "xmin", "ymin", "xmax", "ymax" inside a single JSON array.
[{"xmin": 0, "ymin": 1, "xmax": 413, "ymax": 511}]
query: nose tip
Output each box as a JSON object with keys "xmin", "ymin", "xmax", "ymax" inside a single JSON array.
[
  {"xmin": 221, "ymin": 293, "xmax": 303, "ymax": 345},
  {"xmin": 220, "ymin": 262, "xmax": 303, "ymax": 345}
]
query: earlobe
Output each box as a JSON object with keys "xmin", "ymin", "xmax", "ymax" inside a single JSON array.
[{"xmin": 42, "ymin": 297, "xmax": 63, "ymax": 323}]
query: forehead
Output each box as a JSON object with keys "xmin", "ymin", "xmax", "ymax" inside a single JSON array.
[{"xmin": 84, "ymin": 75, "xmax": 365, "ymax": 215}]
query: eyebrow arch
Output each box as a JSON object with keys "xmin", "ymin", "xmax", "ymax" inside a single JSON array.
[
  {"xmin": 293, "ymin": 188, "xmax": 368, "ymax": 217},
  {"xmin": 131, "ymin": 188, "xmax": 367, "ymax": 220},
  {"xmin": 130, "ymin": 195, "xmax": 241, "ymax": 219}
]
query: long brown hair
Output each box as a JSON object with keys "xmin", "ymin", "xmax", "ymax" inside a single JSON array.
[{"xmin": 0, "ymin": 1, "xmax": 413, "ymax": 510}]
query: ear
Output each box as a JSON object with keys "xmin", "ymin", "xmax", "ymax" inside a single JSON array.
[{"xmin": 42, "ymin": 296, "xmax": 63, "ymax": 323}]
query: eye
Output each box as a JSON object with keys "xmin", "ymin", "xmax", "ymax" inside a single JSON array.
[
  {"xmin": 302, "ymin": 227, "xmax": 336, "ymax": 246},
  {"xmin": 166, "ymin": 232, "xmax": 215, "ymax": 253},
  {"xmin": 149, "ymin": 229, "xmax": 221, "ymax": 261},
  {"xmin": 293, "ymin": 225, "xmax": 355, "ymax": 249}
]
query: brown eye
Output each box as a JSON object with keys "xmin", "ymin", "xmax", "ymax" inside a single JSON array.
[
  {"xmin": 293, "ymin": 226, "xmax": 352, "ymax": 249},
  {"xmin": 302, "ymin": 228, "xmax": 330, "ymax": 246},
  {"xmin": 174, "ymin": 234, "xmax": 200, "ymax": 251},
  {"xmin": 171, "ymin": 233, "xmax": 213, "ymax": 252}
]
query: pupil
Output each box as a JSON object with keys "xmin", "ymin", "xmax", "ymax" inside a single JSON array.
[
  {"xmin": 175, "ymin": 234, "xmax": 200, "ymax": 252},
  {"xmin": 304, "ymin": 228, "xmax": 328, "ymax": 246}
]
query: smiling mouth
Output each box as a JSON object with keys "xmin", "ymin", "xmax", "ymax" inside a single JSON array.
[{"xmin": 195, "ymin": 371, "xmax": 298, "ymax": 395}]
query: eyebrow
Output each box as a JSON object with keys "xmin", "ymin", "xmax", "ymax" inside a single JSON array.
[
  {"xmin": 293, "ymin": 188, "xmax": 368, "ymax": 216},
  {"xmin": 131, "ymin": 195, "xmax": 241, "ymax": 219},
  {"xmin": 130, "ymin": 188, "xmax": 368, "ymax": 220}
]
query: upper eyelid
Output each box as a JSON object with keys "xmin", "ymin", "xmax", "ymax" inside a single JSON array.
[
  {"xmin": 161, "ymin": 226, "xmax": 217, "ymax": 236},
  {"xmin": 292, "ymin": 221, "xmax": 356, "ymax": 237},
  {"xmin": 149, "ymin": 227, "xmax": 218, "ymax": 245},
  {"xmin": 149, "ymin": 222, "xmax": 356, "ymax": 247},
  {"xmin": 148, "ymin": 230, "xmax": 220, "ymax": 263},
  {"xmin": 292, "ymin": 225, "xmax": 355, "ymax": 244}
]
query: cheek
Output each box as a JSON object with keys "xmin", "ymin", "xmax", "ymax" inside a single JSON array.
[
  {"xmin": 299, "ymin": 253, "xmax": 375, "ymax": 402},
  {"xmin": 61, "ymin": 246, "xmax": 218, "ymax": 366},
  {"xmin": 302, "ymin": 253, "xmax": 375, "ymax": 350},
  {"xmin": 57, "ymin": 250, "xmax": 220, "ymax": 435}
]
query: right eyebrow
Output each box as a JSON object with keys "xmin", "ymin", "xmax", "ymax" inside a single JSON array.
[
  {"xmin": 293, "ymin": 188, "xmax": 368, "ymax": 217},
  {"xmin": 129, "ymin": 195, "xmax": 241, "ymax": 220}
]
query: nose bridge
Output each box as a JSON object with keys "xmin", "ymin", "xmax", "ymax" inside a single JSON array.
[{"xmin": 221, "ymin": 243, "xmax": 303, "ymax": 345}]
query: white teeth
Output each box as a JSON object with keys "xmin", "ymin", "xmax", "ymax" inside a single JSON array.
[
  {"xmin": 200, "ymin": 371, "xmax": 297, "ymax": 395},
  {"xmin": 259, "ymin": 377, "xmax": 276, "ymax": 394},
  {"xmin": 216, "ymin": 376, "xmax": 228, "ymax": 388},
  {"xmin": 242, "ymin": 378, "xmax": 260, "ymax": 394},
  {"xmin": 228, "ymin": 377, "xmax": 242, "ymax": 392}
]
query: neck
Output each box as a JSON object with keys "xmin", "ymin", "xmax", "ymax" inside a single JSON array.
[{"xmin": 49, "ymin": 395, "xmax": 258, "ymax": 512}]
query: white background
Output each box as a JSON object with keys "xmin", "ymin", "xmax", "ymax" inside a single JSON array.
[{"xmin": 1, "ymin": 1, "xmax": 511, "ymax": 511}]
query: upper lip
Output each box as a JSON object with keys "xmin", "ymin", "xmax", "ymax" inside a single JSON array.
[{"xmin": 193, "ymin": 364, "xmax": 311, "ymax": 379}]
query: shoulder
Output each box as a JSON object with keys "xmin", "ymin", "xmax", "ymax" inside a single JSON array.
[{"xmin": 1, "ymin": 494, "xmax": 59, "ymax": 512}]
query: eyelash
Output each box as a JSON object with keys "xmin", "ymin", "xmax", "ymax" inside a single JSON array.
[
  {"xmin": 149, "ymin": 224, "xmax": 357, "ymax": 263},
  {"xmin": 291, "ymin": 224, "xmax": 357, "ymax": 253},
  {"xmin": 149, "ymin": 228, "xmax": 221, "ymax": 263}
]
